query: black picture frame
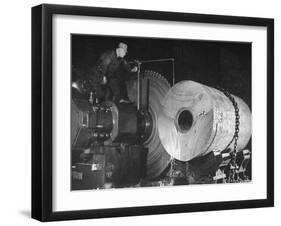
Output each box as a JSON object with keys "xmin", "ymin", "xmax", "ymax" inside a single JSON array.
[{"xmin": 32, "ymin": 4, "xmax": 274, "ymax": 222}]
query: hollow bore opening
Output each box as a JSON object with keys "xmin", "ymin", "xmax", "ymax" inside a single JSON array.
[{"xmin": 177, "ymin": 110, "xmax": 193, "ymax": 133}]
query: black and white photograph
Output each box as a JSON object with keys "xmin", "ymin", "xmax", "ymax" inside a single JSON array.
[
  {"xmin": 71, "ymin": 34, "xmax": 252, "ymax": 190},
  {"xmin": 30, "ymin": 3, "xmax": 274, "ymax": 222}
]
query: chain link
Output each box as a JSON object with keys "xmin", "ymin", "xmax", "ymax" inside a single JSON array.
[
  {"xmin": 217, "ymin": 87, "xmax": 240, "ymax": 182},
  {"xmin": 169, "ymin": 158, "xmax": 175, "ymax": 181}
]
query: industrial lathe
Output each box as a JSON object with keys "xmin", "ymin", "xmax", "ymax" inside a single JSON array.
[{"xmin": 71, "ymin": 61, "xmax": 252, "ymax": 190}]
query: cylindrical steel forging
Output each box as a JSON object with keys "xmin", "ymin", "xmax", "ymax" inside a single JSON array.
[{"xmin": 158, "ymin": 80, "xmax": 252, "ymax": 162}]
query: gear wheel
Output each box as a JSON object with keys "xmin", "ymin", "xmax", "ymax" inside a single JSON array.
[{"xmin": 127, "ymin": 70, "xmax": 172, "ymax": 179}]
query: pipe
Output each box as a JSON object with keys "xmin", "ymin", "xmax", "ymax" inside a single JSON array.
[
  {"xmin": 129, "ymin": 58, "xmax": 175, "ymax": 86},
  {"xmin": 137, "ymin": 61, "xmax": 142, "ymax": 110}
]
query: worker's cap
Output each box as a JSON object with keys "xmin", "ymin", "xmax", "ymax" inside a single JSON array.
[{"xmin": 118, "ymin": 42, "xmax": 128, "ymax": 53}]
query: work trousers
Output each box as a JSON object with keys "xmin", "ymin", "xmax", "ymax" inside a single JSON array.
[{"xmin": 108, "ymin": 78, "xmax": 129, "ymax": 102}]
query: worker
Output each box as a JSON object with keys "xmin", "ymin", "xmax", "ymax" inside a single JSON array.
[{"xmin": 89, "ymin": 42, "xmax": 138, "ymax": 103}]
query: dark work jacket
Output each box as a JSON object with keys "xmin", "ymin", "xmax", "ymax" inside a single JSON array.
[{"xmin": 92, "ymin": 50, "xmax": 132, "ymax": 83}]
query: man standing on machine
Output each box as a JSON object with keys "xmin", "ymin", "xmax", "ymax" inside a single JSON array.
[{"xmin": 90, "ymin": 42, "xmax": 138, "ymax": 103}]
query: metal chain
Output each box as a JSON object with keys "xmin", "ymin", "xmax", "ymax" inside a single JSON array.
[
  {"xmin": 217, "ymin": 87, "xmax": 240, "ymax": 182},
  {"xmin": 170, "ymin": 158, "xmax": 175, "ymax": 178}
]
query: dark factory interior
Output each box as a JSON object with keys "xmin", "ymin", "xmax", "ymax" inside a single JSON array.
[{"xmin": 71, "ymin": 34, "xmax": 252, "ymax": 190}]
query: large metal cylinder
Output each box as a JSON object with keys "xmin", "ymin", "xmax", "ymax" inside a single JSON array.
[
  {"xmin": 71, "ymin": 99, "xmax": 153, "ymax": 146},
  {"xmin": 158, "ymin": 80, "xmax": 252, "ymax": 161},
  {"xmin": 105, "ymin": 101, "xmax": 152, "ymax": 144}
]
